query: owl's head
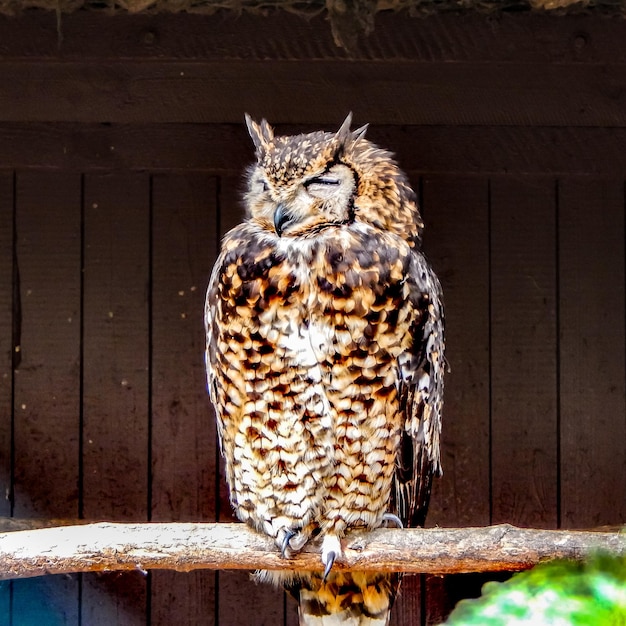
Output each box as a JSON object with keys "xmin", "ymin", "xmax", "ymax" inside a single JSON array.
[{"xmin": 243, "ymin": 114, "xmax": 424, "ymax": 246}]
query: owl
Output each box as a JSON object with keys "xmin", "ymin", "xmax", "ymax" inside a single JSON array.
[{"xmin": 205, "ymin": 114, "xmax": 445, "ymax": 625}]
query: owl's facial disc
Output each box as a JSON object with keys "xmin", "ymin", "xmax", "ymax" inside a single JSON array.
[{"xmin": 272, "ymin": 163, "xmax": 356, "ymax": 238}]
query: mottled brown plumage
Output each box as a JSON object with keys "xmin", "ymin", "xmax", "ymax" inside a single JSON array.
[{"xmin": 205, "ymin": 114, "xmax": 444, "ymax": 625}]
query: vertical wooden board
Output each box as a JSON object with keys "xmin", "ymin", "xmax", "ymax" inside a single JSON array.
[
  {"xmin": 422, "ymin": 175, "xmax": 491, "ymax": 529},
  {"xmin": 12, "ymin": 578, "xmax": 79, "ymax": 626},
  {"xmin": 215, "ymin": 175, "xmax": 290, "ymax": 626},
  {"xmin": 13, "ymin": 171, "xmax": 81, "ymax": 515},
  {"xmin": 414, "ymin": 176, "xmax": 491, "ymax": 626},
  {"xmin": 490, "ymin": 176, "xmax": 558, "ymax": 528},
  {"xmin": 150, "ymin": 173, "xmax": 218, "ymax": 625},
  {"xmin": 82, "ymin": 172, "xmax": 150, "ymax": 519},
  {"xmin": 389, "ymin": 575, "xmax": 423, "ymax": 626},
  {"xmin": 81, "ymin": 173, "xmax": 150, "ymax": 624},
  {"xmin": 0, "ymin": 581, "xmax": 7, "ymax": 626},
  {"xmin": 151, "ymin": 171, "xmax": 217, "ymax": 520},
  {"xmin": 0, "ymin": 172, "xmax": 12, "ymax": 626},
  {"xmin": 558, "ymin": 178, "xmax": 626, "ymax": 528},
  {"xmin": 218, "ymin": 571, "xmax": 289, "ymax": 626},
  {"xmin": 151, "ymin": 573, "xmax": 218, "ymax": 626},
  {"xmin": 0, "ymin": 172, "xmax": 13, "ymax": 518},
  {"xmin": 424, "ymin": 576, "xmax": 453, "ymax": 626},
  {"xmin": 13, "ymin": 171, "xmax": 81, "ymax": 623},
  {"xmin": 285, "ymin": 592, "xmax": 299, "ymax": 626}
]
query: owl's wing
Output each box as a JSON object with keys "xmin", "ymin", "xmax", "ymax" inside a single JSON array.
[
  {"xmin": 204, "ymin": 244, "xmax": 228, "ymax": 453},
  {"xmin": 204, "ymin": 223, "xmax": 256, "ymax": 457},
  {"xmin": 393, "ymin": 251, "xmax": 445, "ymax": 528}
]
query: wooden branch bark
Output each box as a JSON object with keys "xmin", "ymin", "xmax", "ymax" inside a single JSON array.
[{"xmin": 1, "ymin": 522, "xmax": 625, "ymax": 580}]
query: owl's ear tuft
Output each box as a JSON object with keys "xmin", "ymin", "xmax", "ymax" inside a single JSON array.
[
  {"xmin": 351, "ymin": 123, "xmax": 369, "ymax": 143},
  {"xmin": 335, "ymin": 114, "xmax": 368, "ymax": 151},
  {"xmin": 335, "ymin": 112, "xmax": 353, "ymax": 146},
  {"xmin": 245, "ymin": 113, "xmax": 274, "ymax": 154}
]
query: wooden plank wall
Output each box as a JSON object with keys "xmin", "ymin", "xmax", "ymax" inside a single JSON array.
[{"xmin": 0, "ymin": 9, "xmax": 625, "ymax": 625}]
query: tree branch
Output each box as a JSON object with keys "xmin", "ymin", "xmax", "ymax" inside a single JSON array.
[{"xmin": 0, "ymin": 522, "xmax": 624, "ymax": 580}]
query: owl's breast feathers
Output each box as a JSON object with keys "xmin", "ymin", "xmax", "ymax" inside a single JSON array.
[{"xmin": 205, "ymin": 218, "xmax": 442, "ymax": 529}]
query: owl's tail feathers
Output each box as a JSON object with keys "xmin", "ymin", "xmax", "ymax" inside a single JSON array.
[{"xmin": 297, "ymin": 572, "xmax": 395, "ymax": 626}]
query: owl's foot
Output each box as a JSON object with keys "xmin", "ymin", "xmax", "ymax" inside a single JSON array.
[
  {"xmin": 277, "ymin": 527, "xmax": 308, "ymax": 558},
  {"xmin": 321, "ymin": 534, "xmax": 342, "ymax": 582},
  {"xmin": 382, "ymin": 513, "xmax": 404, "ymax": 529}
]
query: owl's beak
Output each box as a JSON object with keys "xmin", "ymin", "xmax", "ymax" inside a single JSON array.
[{"xmin": 273, "ymin": 204, "xmax": 293, "ymax": 237}]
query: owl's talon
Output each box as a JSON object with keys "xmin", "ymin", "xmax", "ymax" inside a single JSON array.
[
  {"xmin": 322, "ymin": 551, "xmax": 335, "ymax": 583},
  {"xmin": 382, "ymin": 513, "xmax": 404, "ymax": 529},
  {"xmin": 321, "ymin": 534, "xmax": 342, "ymax": 582},
  {"xmin": 281, "ymin": 529, "xmax": 297, "ymax": 558}
]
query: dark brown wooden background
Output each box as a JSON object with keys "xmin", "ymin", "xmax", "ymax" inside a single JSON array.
[{"xmin": 0, "ymin": 8, "xmax": 625, "ymax": 625}]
